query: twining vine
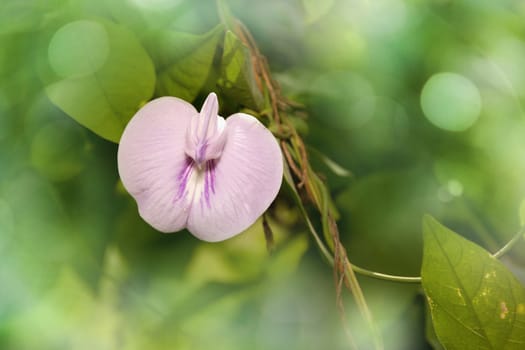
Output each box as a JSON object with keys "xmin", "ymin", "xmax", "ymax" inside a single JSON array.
[{"xmin": 215, "ymin": 2, "xmax": 525, "ymax": 350}]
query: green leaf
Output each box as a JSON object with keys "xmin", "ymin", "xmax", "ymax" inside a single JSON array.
[
  {"xmin": 425, "ymin": 299, "xmax": 446, "ymax": 350},
  {"xmin": 46, "ymin": 19, "xmax": 155, "ymax": 143},
  {"xmin": 48, "ymin": 20, "xmax": 110, "ymax": 78},
  {"xmin": 218, "ymin": 31, "xmax": 264, "ymax": 110},
  {"xmin": 146, "ymin": 24, "xmax": 224, "ymax": 101},
  {"xmin": 422, "ymin": 215, "xmax": 525, "ymax": 350}
]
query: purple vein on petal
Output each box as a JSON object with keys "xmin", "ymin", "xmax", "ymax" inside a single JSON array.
[
  {"xmin": 174, "ymin": 157, "xmax": 194, "ymax": 203},
  {"xmin": 196, "ymin": 143, "xmax": 208, "ymax": 165},
  {"xmin": 209, "ymin": 160, "xmax": 216, "ymax": 194},
  {"xmin": 203, "ymin": 161, "xmax": 211, "ymax": 208},
  {"xmin": 202, "ymin": 160, "xmax": 217, "ymax": 209}
]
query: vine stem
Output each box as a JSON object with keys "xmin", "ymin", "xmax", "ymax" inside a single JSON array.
[
  {"xmin": 492, "ymin": 226, "xmax": 525, "ymax": 259},
  {"xmin": 351, "ymin": 264, "xmax": 421, "ymax": 283},
  {"xmin": 348, "ymin": 225, "xmax": 525, "ymax": 284},
  {"xmin": 298, "ymin": 201, "xmax": 525, "ymax": 284}
]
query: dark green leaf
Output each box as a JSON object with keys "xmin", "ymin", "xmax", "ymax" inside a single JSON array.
[
  {"xmin": 146, "ymin": 24, "xmax": 224, "ymax": 101},
  {"xmin": 422, "ymin": 215, "xmax": 525, "ymax": 350},
  {"xmin": 218, "ymin": 30, "xmax": 264, "ymax": 110},
  {"xmin": 46, "ymin": 19, "xmax": 155, "ymax": 143}
]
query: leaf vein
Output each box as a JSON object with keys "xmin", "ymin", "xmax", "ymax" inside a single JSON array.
[{"xmin": 433, "ymin": 229, "xmax": 494, "ymax": 349}]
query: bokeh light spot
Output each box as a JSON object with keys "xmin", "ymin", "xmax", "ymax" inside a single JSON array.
[
  {"xmin": 48, "ymin": 20, "xmax": 109, "ymax": 78},
  {"xmin": 421, "ymin": 72, "xmax": 482, "ymax": 132},
  {"xmin": 447, "ymin": 179, "xmax": 464, "ymax": 197},
  {"xmin": 345, "ymin": 0, "xmax": 407, "ymax": 36}
]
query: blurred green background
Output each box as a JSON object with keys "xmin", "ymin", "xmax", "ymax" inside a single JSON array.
[{"xmin": 2, "ymin": 0, "xmax": 525, "ymax": 349}]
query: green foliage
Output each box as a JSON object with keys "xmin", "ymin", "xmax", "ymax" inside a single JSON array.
[
  {"xmin": 218, "ymin": 31, "xmax": 264, "ymax": 111},
  {"xmin": 425, "ymin": 301, "xmax": 446, "ymax": 350},
  {"xmin": 45, "ymin": 20, "xmax": 265, "ymax": 142},
  {"xmin": 46, "ymin": 19, "xmax": 155, "ymax": 143},
  {"xmin": 301, "ymin": 0, "xmax": 334, "ymax": 24},
  {"xmin": 0, "ymin": 0, "xmax": 63, "ymax": 34},
  {"xmin": 48, "ymin": 20, "xmax": 111, "ymax": 78},
  {"xmin": 2, "ymin": 0, "xmax": 525, "ymax": 349},
  {"xmin": 519, "ymin": 200, "xmax": 525, "ymax": 227},
  {"xmin": 422, "ymin": 216, "xmax": 525, "ymax": 350},
  {"xmin": 336, "ymin": 167, "xmax": 435, "ymax": 275},
  {"xmin": 185, "ymin": 219, "xmax": 308, "ymax": 286},
  {"xmin": 30, "ymin": 119, "xmax": 86, "ymax": 181},
  {"xmin": 145, "ymin": 24, "xmax": 224, "ymax": 101}
]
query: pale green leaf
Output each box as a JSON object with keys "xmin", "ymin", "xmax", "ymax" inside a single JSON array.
[
  {"xmin": 218, "ymin": 30, "xmax": 263, "ymax": 110},
  {"xmin": 48, "ymin": 20, "xmax": 110, "ymax": 78},
  {"xmin": 422, "ymin": 215, "xmax": 525, "ymax": 350},
  {"xmin": 146, "ymin": 25, "xmax": 224, "ymax": 101},
  {"xmin": 46, "ymin": 19, "xmax": 155, "ymax": 143}
]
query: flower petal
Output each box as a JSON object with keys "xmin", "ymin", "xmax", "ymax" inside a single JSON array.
[
  {"xmin": 186, "ymin": 113, "xmax": 283, "ymax": 242},
  {"xmin": 185, "ymin": 92, "xmax": 226, "ymax": 164},
  {"xmin": 117, "ymin": 97, "xmax": 196, "ymax": 232}
]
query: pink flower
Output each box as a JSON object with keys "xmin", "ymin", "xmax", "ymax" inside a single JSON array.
[{"xmin": 117, "ymin": 93, "xmax": 283, "ymax": 242}]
